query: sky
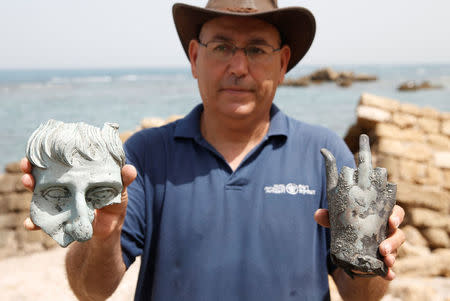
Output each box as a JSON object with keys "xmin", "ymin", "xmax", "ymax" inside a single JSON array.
[{"xmin": 1, "ymin": 0, "xmax": 449, "ymax": 69}]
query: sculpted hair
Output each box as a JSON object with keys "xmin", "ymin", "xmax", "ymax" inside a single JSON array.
[{"xmin": 26, "ymin": 120, "xmax": 126, "ymax": 169}]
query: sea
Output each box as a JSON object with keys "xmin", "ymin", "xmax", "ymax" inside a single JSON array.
[{"xmin": 1, "ymin": 64, "xmax": 449, "ymax": 172}]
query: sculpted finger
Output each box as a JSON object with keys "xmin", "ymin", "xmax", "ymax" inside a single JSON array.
[
  {"xmin": 314, "ymin": 209, "xmax": 330, "ymax": 228},
  {"xmin": 23, "ymin": 217, "xmax": 41, "ymax": 231},
  {"xmin": 20, "ymin": 157, "xmax": 32, "ymax": 173},
  {"xmin": 373, "ymin": 167, "xmax": 387, "ymax": 191},
  {"xmin": 21, "ymin": 173, "xmax": 35, "ymax": 192},
  {"xmin": 320, "ymin": 148, "xmax": 338, "ymax": 192},
  {"xmin": 357, "ymin": 134, "xmax": 372, "ymax": 190},
  {"xmin": 121, "ymin": 164, "xmax": 137, "ymax": 189},
  {"xmin": 339, "ymin": 166, "xmax": 355, "ymax": 186}
]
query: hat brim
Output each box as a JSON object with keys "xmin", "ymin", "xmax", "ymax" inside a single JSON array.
[{"xmin": 173, "ymin": 3, "xmax": 316, "ymax": 72}]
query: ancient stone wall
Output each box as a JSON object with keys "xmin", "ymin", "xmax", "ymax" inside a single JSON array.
[
  {"xmin": 345, "ymin": 93, "xmax": 450, "ymax": 277},
  {"xmin": 0, "ymin": 162, "xmax": 57, "ymax": 258}
]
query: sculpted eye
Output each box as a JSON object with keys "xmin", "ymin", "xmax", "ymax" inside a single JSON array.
[
  {"xmin": 43, "ymin": 187, "xmax": 70, "ymax": 200},
  {"xmin": 86, "ymin": 187, "xmax": 119, "ymax": 206}
]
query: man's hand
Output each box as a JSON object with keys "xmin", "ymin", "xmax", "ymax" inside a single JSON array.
[
  {"xmin": 20, "ymin": 157, "xmax": 137, "ymax": 239},
  {"xmin": 314, "ymin": 204, "xmax": 405, "ymax": 280}
]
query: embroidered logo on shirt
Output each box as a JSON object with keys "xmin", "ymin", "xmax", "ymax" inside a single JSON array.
[{"xmin": 264, "ymin": 183, "xmax": 316, "ymax": 195}]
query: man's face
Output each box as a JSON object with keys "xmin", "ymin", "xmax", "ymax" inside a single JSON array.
[
  {"xmin": 189, "ymin": 16, "xmax": 291, "ymax": 121},
  {"xmin": 31, "ymin": 155, "xmax": 122, "ymax": 247}
]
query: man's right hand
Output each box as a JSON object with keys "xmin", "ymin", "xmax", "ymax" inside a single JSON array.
[{"xmin": 20, "ymin": 157, "xmax": 137, "ymax": 239}]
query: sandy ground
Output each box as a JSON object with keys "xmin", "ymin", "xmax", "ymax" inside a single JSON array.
[{"xmin": 1, "ymin": 247, "xmax": 449, "ymax": 300}]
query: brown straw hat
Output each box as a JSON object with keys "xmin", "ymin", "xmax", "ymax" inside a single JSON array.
[{"xmin": 173, "ymin": 0, "xmax": 316, "ymax": 72}]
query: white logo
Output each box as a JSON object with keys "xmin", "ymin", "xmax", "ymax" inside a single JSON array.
[{"xmin": 264, "ymin": 183, "xmax": 316, "ymax": 196}]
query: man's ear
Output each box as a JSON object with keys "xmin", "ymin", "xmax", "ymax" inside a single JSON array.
[
  {"xmin": 278, "ymin": 45, "xmax": 291, "ymax": 85},
  {"xmin": 188, "ymin": 40, "xmax": 199, "ymax": 79}
]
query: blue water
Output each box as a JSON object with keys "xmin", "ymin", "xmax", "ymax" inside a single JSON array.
[{"xmin": 1, "ymin": 64, "xmax": 449, "ymax": 172}]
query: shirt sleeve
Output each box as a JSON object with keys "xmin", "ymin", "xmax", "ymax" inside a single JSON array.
[{"xmin": 121, "ymin": 131, "xmax": 152, "ymax": 269}]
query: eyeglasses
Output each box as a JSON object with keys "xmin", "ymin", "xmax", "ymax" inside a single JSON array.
[{"xmin": 198, "ymin": 40, "xmax": 281, "ymax": 64}]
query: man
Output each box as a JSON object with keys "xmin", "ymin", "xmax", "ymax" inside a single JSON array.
[{"xmin": 21, "ymin": 1, "xmax": 405, "ymax": 300}]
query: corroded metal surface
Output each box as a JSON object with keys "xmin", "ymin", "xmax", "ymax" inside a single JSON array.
[
  {"xmin": 321, "ymin": 134, "xmax": 396, "ymax": 277},
  {"xmin": 26, "ymin": 120, "xmax": 125, "ymax": 247}
]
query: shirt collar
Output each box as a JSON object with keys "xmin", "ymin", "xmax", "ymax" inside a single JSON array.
[{"xmin": 174, "ymin": 103, "xmax": 289, "ymax": 139}]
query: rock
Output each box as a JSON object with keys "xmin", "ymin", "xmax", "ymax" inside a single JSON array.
[
  {"xmin": 392, "ymin": 112, "xmax": 417, "ymax": 128},
  {"xmin": 5, "ymin": 161, "xmax": 21, "ymax": 173},
  {"xmin": 402, "ymin": 225, "xmax": 428, "ymax": 246},
  {"xmin": 310, "ymin": 67, "xmax": 339, "ymax": 81},
  {"xmin": 397, "ymin": 241, "xmax": 430, "ymax": 258},
  {"xmin": 165, "ymin": 115, "xmax": 184, "ymax": 124},
  {"xmin": 422, "ymin": 228, "xmax": 450, "ymax": 249},
  {"xmin": 400, "ymin": 103, "xmax": 422, "ymax": 116},
  {"xmin": 398, "ymin": 81, "xmax": 443, "ymax": 91},
  {"xmin": 282, "ymin": 76, "xmax": 310, "ymax": 86},
  {"xmin": 443, "ymin": 170, "xmax": 450, "ymax": 190},
  {"xmin": 398, "ymin": 160, "xmax": 426, "ymax": 182},
  {"xmin": 0, "ymin": 174, "xmax": 22, "ymax": 194},
  {"xmin": 421, "ymin": 106, "xmax": 442, "ymax": 119},
  {"xmin": 394, "ymin": 249, "xmax": 450, "ymax": 276},
  {"xmin": 3, "ymin": 192, "xmax": 33, "ymax": 212},
  {"xmin": 376, "ymin": 138, "xmax": 405, "ymax": 157},
  {"xmin": 376, "ymin": 155, "xmax": 400, "ymax": 181},
  {"xmin": 359, "ymin": 93, "xmax": 400, "ymax": 112},
  {"xmin": 434, "ymin": 151, "xmax": 450, "ymax": 169},
  {"xmin": 387, "ymin": 278, "xmax": 440, "ymax": 301},
  {"xmin": 336, "ymin": 78, "xmax": 352, "ymax": 87},
  {"xmin": 357, "ymin": 106, "xmax": 391, "ymax": 128},
  {"xmin": 352, "ymin": 73, "xmax": 377, "ymax": 81},
  {"xmin": 417, "ymin": 117, "xmax": 440, "ymax": 134},
  {"xmin": 403, "ymin": 142, "xmax": 433, "ymax": 162},
  {"xmin": 396, "ymin": 182, "xmax": 449, "ymax": 212},
  {"xmin": 0, "ymin": 213, "xmax": 21, "ymax": 229},
  {"xmin": 140, "ymin": 117, "xmax": 165, "ymax": 129},
  {"xmin": 119, "ymin": 130, "xmax": 134, "ymax": 143},
  {"xmin": 0, "ymin": 230, "xmax": 16, "ymax": 248},
  {"xmin": 442, "ymin": 120, "xmax": 450, "ymax": 136},
  {"xmin": 427, "ymin": 134, "xmax": 450, "ymax": 150},
  {"xmin": 407, "ymin": 208, "xmax": 449, "ymax": 229}
]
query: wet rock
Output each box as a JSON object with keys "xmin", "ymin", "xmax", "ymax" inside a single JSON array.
[{"xmin": 398, "ymin": 80, "xmax": 443, "ymax": 91}]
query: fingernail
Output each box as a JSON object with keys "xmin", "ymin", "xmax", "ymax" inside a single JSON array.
[{"xmin": 392, "ymin": 217, "xmax": 399, "ymax": 228}]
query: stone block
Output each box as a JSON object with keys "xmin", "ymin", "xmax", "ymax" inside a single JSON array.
[
  {"xmin": 397, "ymin": 241, "xmax": 430, "ymax": 258},
  {"xmin": 5, "ymin": 192, "xmax": 32, "ymax": 211},
  {"xmin": 422, "ymin": 228, "xmax": 450, "ymax": 249},
  {"xmin": 401, "ymin": 225, "xmax": 428, "ymax": 247},
  {"xmin": 421, "ymin": 106, "xmax": 441, "ymax": 119},
  {"xmin": 442, "ymin": 120, "xmax": 450, "ymax": 136},
  {"xmin": 140, "ymin": 117, "xmax": 165, "ymax": 129},
  {"xmin": 376, "ymin": 138, "xmax": 405, "ymax": 157},
  {"xmin": 5, "ymin": 161, "xmax": 22, "ymax": 173},
  {"xmin": 443, "ymin": 170, "xmax": 450, "ymax": 190},
  {"xmin": 358, "ymin": 93, "xmax": 400, "ymax": 112},
  {"xmin": 0, "ymin": 193, "xmax": 9, "ymax": 214},
  {"xmin": 417, "ymin": 117, "xmax": 440, "ymax": 134},
  {"xmin": 407, "ymin": 208, "xmax": 449, "ymax": 229},
  {"xmin": 394, "ymin": 249, "xmax": 450, "ymax": 276},
  {"xmin": 0, "ymin": 229, "xmax": 16, "ymax": 248},
  {"xmin": 0, "ymin": 173, "xmax": 22, "ymax": 193},
  {"xmin": 374, "ymin": 123, "xmax": 401, "ymax": 139},
  {"xmin": 427, "ymin": 133, "xmax": 450, "ymax": 150},
  {"xmin": 392, "ymin": 112, "xmax": 417, "ymax": 129},
  {"xmin": 16, "ymin": 228, "xmax": 44, "ymax": 245},
  {"xmin": 416, "ymin": 165, "xmax": 443, "ymax": 186},
  {"xmin": 403, "ymin": 142, "xmax": 433, "ymax": 162},
  {"xmin": 165, "ymin": 115, "xmax": 184, "ymax": 124},
  {"xmin": 119, "ymin": 130, "xmax": 134, "ymax": 143},
  {"xmin": 376, "ymin": 155, "xmax": 400, "ymax": 181},
  {"xmin": 387, "ymin": 278, "xmax": 440, "ymax": 301},
  {"xmin": 396, "ymin": 182, "xmax": 449, "ymax": 212},
  {"xmin": 0, "ymin": 212, "xmax": 28, "ymax": 229},
  {"xmin": 441, "ymin": 112, "xmax": 450, "ymax": 120},
  {"xmin": 400, "ymin": 128, "xmax": 426, "ymax": 142},
  {"xmin": 434, "ymin": 151, "xmax": 450, "ymax": 169},
  {"xmin": 42, "ymin": 234, "xmax": 58, "ymax": 249},
  {"xmin": 400, "ymin": 103, "xmax": 422, "ymax": 116},
  {"xmin": 356, "ymin": 105, "xmax": 391, "ymax": 128},
  {"xmin": 399, "ymin": 159, "xmax": 426, "ymax": 182}
]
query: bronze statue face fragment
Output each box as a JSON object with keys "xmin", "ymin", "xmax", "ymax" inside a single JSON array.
[{"xmin": 26, "ymin": 120, "xmax": 125, "ymax": 247}]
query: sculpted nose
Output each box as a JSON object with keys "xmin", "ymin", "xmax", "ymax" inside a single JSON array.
[{"xmin": 64, "ymin": 192, "xmax": 93, "ymax": 242}]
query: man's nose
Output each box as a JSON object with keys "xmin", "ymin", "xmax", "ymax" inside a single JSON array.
[
  {"xmin": 228, "ymin": 49, "xmax": 249, "ymax": 77},
  {"xmin": 64, "ymin": 192, "xmax": 93, "ymax": 242}
]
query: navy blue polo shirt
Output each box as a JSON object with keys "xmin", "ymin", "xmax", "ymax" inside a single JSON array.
[{"xmin": 122, "ymin": 104, "xmax": 355, "ymax": 301}]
